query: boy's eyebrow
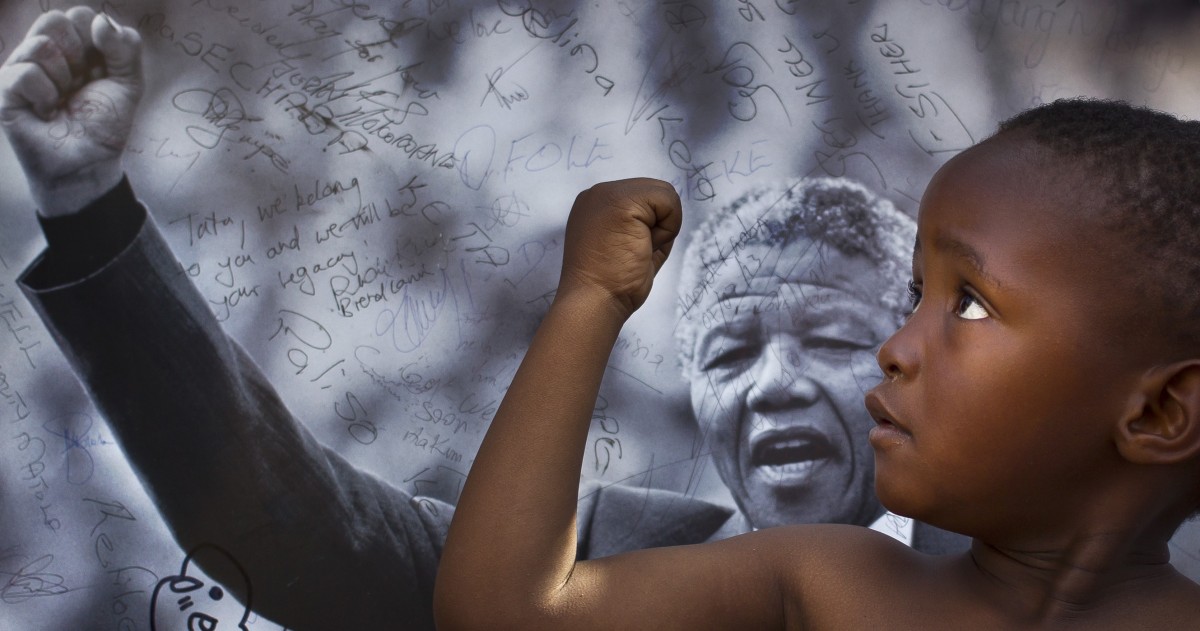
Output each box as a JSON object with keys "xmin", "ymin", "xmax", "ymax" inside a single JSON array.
[{"xmin": 914, "ymin": 235, "xmax": 1007, "ymax": 290}]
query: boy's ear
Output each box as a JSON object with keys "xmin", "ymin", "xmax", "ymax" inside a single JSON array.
[{"xmin": 1116, "ymin": 361, "xmax": 1200, "ymax": 465}]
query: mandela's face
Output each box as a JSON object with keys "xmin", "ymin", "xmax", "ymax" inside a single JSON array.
[{"xmin": 688, "ymin": 240, "xmax": 897, "ymax": 529}]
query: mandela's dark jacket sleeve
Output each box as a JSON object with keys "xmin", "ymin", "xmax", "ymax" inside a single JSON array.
[{"xmin": 19, "ymin": 178, "xmax": 448, "ymax": 630}]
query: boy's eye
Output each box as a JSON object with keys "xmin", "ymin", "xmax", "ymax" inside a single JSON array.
[
  {"xmin": 956, "ymin": 293, "xmax": 989, "ymax": 320},
  {"xmin": 906, "ymin": 280, "xmax": 922, "ymax": 313}
]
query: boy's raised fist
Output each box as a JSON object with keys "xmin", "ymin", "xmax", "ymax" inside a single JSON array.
[{"xmin": 557, "ymin": 178, "xmax": 682, "ymax": 318}]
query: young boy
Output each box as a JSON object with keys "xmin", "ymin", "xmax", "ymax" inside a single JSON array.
[{"xmin": 435, "ymin": 101, "xmax": 1200, "ymax": 629}]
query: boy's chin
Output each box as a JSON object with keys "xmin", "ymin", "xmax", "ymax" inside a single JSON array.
[{"xmin": 872, "ymin": 474, "xmax": 947, "ymax": 531}]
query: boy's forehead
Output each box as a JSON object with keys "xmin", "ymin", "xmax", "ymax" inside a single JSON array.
[
  {"xmin": 931, "ymin": 135, "xmax": 1046, "ymax": 193},
  {"xmin": 920, "ymin": 135, "xmax": 1097, "ymax": 235}
]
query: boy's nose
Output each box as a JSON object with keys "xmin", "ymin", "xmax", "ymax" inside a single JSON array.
[{"xmin": 876, "ymin": 318, "xmax": 920, "ymax": 381}]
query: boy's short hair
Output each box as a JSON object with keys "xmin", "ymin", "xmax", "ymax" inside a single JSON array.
[
  {"xmin": 996, "ymin": 98, "xmax": 1200, "ymax": 351},
  {"xmin": 674, "ymin": 177, "xmax": 914, "ymax": 380}
]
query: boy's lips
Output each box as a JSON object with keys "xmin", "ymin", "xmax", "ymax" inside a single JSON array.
[{"xmin": 864, "ymin": 391, "xmax": 913, "ymax": 441}]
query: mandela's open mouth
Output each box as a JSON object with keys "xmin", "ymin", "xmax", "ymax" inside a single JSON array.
[{"xmin": 750, "ymin": 429, "xmax": 837, "ymax": 478}]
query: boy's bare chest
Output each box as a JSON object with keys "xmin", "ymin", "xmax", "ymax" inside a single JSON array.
[
  {"xmin": 785, "ymin": 556, "xmax": 1200, "ymax": 630},
  {"xmin": 794, "ymin": 591, "xmax": 1198, "ymax": 630}
]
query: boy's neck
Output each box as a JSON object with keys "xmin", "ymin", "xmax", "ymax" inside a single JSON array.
[
  {"xmin": 935, "ymin": 449, "xmax": 1200, "ymax": 623},
  {"xmin": 964, "ymin": 521, "xmax": 1183, "ymax": 622}
]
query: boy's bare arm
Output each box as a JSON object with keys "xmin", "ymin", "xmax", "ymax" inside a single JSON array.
[
  {"xmin": 433, "ymin": 179, "xmax": 681, "ymax": 604},
  {"xmin": 432, "ymin": 179, "xmax": 899, "ymax": 629}
]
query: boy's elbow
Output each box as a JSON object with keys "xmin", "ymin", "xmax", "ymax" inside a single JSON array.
[
  {"xmin": 434, "ymin": 569, "xmax": 505, "ymax": 631},
  {"xmin": 434, "ymin": 572, "xmax": 567, "ymax": 631},
  {"xmin": 434, "ymin": 594, "xmax": 550, "ymax": 631},
  {"xmin": 432, "ymin": 590, "xmax": 475, "ymax": 631},
  {"xmin": 432, "ymin": 570, "xmax": 474, "ymax": 630}
]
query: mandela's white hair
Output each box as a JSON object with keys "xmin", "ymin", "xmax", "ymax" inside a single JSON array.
[{"xmin": 674, "ymin": 177, "xmax": 915, "ymax": 381}]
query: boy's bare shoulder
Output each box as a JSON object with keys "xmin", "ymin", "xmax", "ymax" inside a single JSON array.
[
  {"xmin": 760, "ymin": 522, "xmax": 935, "ymax": 581},
  {"xmin": 753, "ymin": 525, "xmax": 1200, "ymax": 629},
  {"xmin": 760, "ymin": 522, "xmax": 926, "ymax": 571},
  {"xmin": 748, "ymin": 524, "xmax": 954, "ymax": 628},
  {"xmin": 1136, "ymin": 572, "xmax": 1200, "ymax": 628}
]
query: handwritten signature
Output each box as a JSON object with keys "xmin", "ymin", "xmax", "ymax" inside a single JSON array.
[
  {"xmin": 0, "ymin": 552, "xmax": 71, "ymax": 604},
  {"xmin": 43, "ymin": 414, "xmax": 113, "ymax": 485},
  {"xmin": 172, "ymin": 87, "xmax": 260, "ymax": 149}
]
